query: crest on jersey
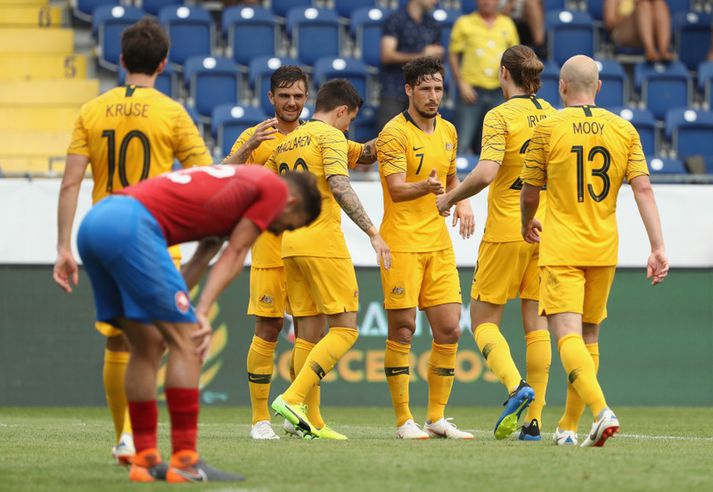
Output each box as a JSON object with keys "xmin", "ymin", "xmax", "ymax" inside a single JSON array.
[
  {"xmin": 175, "ymin": 291, "xmax": 191, "ymax": 314},
  {"xmin": 445, "ymin": 143, "xmax": 453, "ymax": 151}
]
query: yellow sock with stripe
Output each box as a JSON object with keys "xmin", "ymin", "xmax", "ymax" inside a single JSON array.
[
  {"xmin": 558, "ymin": 335, "xmax": 607, "ymax": 419},
  {"xmin": 103, "ymin": 349, "xmax": 132, "ymax": 443},
  {"xmin": 284, "ymin": 328, "xmax": 358, "ymax": 407},
  {"xmin": 474, "ymin": 322, "xmax": 522, "ymax": 393},
  {"xmin": 246, "ymin": 336, "xmax": 276, "ymax": 425},
  {"xmin": 384, "ymin": 339, "xmax": 413, "ymax": 427},
  {"xmin": 426, "ymin": 342, "xmax": 457, "ymax": 423},
  {"xmin": 523, "ymin": 330, "xmax": 551, "ymax": 424},
  {"xmin": 558, "ymin": 342, "xmax": 599, "ymax": 431},
  {"xmin": 291, "ymin": 338, "xmax": 325, "ymax": 428}
]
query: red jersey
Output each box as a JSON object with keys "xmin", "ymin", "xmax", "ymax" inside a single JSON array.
[{"xmin": 119, "ymin": 164, "xmax": 288, "ymax": 245}]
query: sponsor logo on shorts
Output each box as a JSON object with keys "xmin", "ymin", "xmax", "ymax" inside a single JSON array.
[
  {"xmin": 391, "ymin": 286, "xmax": 405, "ymax": 297},
  {"xmin": 175, "ymin": 291, "xmax": 190, "ymax": 314},
  {"xmin": 259, "ymin": 294, "xmax": 274, "ymax": 305}
]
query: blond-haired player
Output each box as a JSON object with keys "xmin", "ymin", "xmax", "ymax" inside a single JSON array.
[
  {"xmin": 437, "ymin": 45, "xmax": 554, "ymax": 441},
  {"xmin": 521, "ymin": 55, "xmax": 668, "ymax": 447}
]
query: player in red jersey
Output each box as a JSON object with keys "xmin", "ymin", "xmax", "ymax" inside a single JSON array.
[{"xmin": 54, "ymin": 165, "xmax": 320, "ymax": 482}]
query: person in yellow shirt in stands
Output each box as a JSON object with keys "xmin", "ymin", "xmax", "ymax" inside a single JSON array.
[
  {"xmin": 54, "ymin": 19, "xmax": 211, "ymax": 465},
  {"xmin": 520, "ymin": 55, "xmax": 669, "ymax": 447},
  {"xmin": 377, "ymin": 56, "xmax": 475, "ymax": 440},
  {"xmin": 449, "ymin": 0, "xmax": 518, "ymax": 155},
  {"xmin": 224, "ymin": 67, "xmax": 377, "ymax": 440},
  {"xmin": 437, "ymin": 45, "xmax": 555, "ymax": 442}
]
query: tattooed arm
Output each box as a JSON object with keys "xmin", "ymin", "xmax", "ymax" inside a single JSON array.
[{"xmin": 357, "ymin": 139, "xmax": 377, "ymax": 164}]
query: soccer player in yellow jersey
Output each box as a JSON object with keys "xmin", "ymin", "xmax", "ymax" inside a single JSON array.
[
  {"xmin": 520, "ymin": 55, "xmax": 668, "ymax": 447},
  {"xmin": 223, "ymin": 67, "xmax": 378, "ymax": 440},
  {"xmin": 53, "ymin": 19, "xmax": 211, "ymax": 463},
  {"xmin": 376, "ymin": 56, "xmax": 475, "ymax": 440},
  {"xmin": 437, "ymin": 45, "xmax": 554, "ymax": 441},
  {"xmin": 268, "ymin": 79, "xmax": 392, "ymax": 439}
]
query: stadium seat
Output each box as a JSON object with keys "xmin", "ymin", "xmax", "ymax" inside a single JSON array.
[
  {"xmin": 0, "ymin": 28, "xmax": 73, "ymax": 55},
  {"xmin": 74, "ymin": 0, "xmax": 119, "ymax": 23},
  {"xmin": 673, "ymin": 11, "xmax": 713, "ymax": 71},
  {"xmin": 286, "ymin": 7, "xmax": 341, "ymax": 66},
  {"xmin": 431, "ymin": 8, "xmax": 461, "ymax": 53},
  {"xmin": 0, "ymin": 106, "xmax": 79, "ymax": 131},
  {"xmin": 635, "ymin": 61, "xmax": 691, "ymax": 120},
  {"xmin": 537, "ymin": 61, "xmax": 560, "ymax": 106},
  {"xmin": 313, "ymin": 57, "xmax": 371, "ymax": 102},
  {"xmin": 647, "ymin": 155, "xmax": 687, "ymax": 175},
  {"xmin": 248, "ymin": 56, "xmax": 301, "ymax": 115},
  {"xmin": 460, "ymin": 0, "xmax": 476, "ymax": 13},
  {"xmin": 139, "ymin": 0, "xmax": 184, "ymax": 16},
  {"xmin": 0, "ymin": 79, "xmax": 99, "ymax": 106},
  {"xmin": 119, "ymin": 65, "xmax": 175, "ymax": 98},
  {"xmin": 0, "ymin": 4, "xmax": 62, "ymax": 27},
  {"xmin": 698, "ymin": 61, "xmax": 713, "ymax": 108},
  {"xmin": 334, "ymin": 0, "xmax": 376, "ymax": 18},
  {"xmin": 211, "ymin": 104, "xmax": 268, "ymax": 159},
  {"xmin": 351, "ymin": 105, "xmax": 377, "ymax": 143},
  {"xmin": 455, "ymin": 154, "xmax": 478, "ymax": 174},
  {"xmin": 184, "ymin": 56, "xmax": 242, "ymax": 119},
  {"xmin": 595, "ymin": 58, "xmax": 626, "ymax": 109},
  {"xmin": 667, "ymin": 0, "xmax": 693, "ymax": 15},
  {"xmin": 665, "ymin": 108, "xmax": 713, "ymax": 160},
  {"xmin": 613, "ymin": 106, "xmax": 657, "ymax": 156},
  {"xmin": 272, "ymin": 0, "xmax": 312, "ymax": 18},
  {"xmin": 546, "ymin": 10, "xmax": 595, "ymax": 67},
  {"xmin": 0, "ymin": 53, "xmax": 88, "ymax": 81},
  {"xmin": 543, "ymin": 0, "xmax": 566, "ymax": 10},
  {"xmin": 222, "ymin": 6, "xmax": 278, "ymax": 67},
  {"xmin": 585, "ymin": 0, "xmax": 604, "ymax": 22},
  {"xmin": 159, "ymin": 5, "xmax": 213, "ymax": 67},
  {"xmin": 0, "ymin": 130, "xmax": 72, "ymax": 175},
  {"xmin": 350, "ymin": 7, "xmax": 391, "ymax": 68},
  {"xmin": 93, "ymin": 5, "xmax": 145, "ymax": 70}
]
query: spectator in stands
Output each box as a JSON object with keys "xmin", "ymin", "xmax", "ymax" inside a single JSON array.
[
  {"xmin": 377, "ymin": 0, "xmax": 443, "ymax": 133},
  {"xmin": 604, "ymin": 0, "xmax": 673, "ymax": 62},
  {"xmin": 450, "ymin": 0, "xmax": 518, "ymax": 155},
  {"xmin": 499, "ymin": 0, "xmax": 545, "ymax": 57}
]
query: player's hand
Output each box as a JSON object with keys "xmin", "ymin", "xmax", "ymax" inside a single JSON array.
[
  {"xmin": 422, "ymin": 44, "xmax": 445, "ymax": 59},
  {"xmin": 246, "ymin": 118, "xmax": 279, "ymax": 149},
  {"xmin": 521, "ymin": 218, "xmax": 542, "ymax": 243},
  {"xmin": 436, "ymin": 191, "xmax": 452, "ymax": 216},
  {"xmin": 53, "ymin": 248, "xmax": 79, "ymax": 293},
  {"xmin": 370, "ymin": 233, "xmax": 392, "ymax": 270},
  {"xmin": 192, "ymin": 311, "xmax": 213, "ymax": 363},
  {"xmin": 459, "ymin": 81, "xmax": 477, "ymax": 104},
  {"xmin": 452, "ymin": 200, "xmax": 475, "ymax": 239},
  {"xmin": 646, "ymin": 248, "xmax": 669, "ymax": 286},
  {"xmin": 425, "ymin": 169, "xmax": 445, "ymax": 195}
]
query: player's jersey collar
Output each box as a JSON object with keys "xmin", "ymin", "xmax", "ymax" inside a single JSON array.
[{"xmin": 401, "ymin": 110, "xmax": 437, "ymax": 131}]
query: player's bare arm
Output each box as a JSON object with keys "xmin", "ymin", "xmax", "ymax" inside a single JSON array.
[
  {"xmin": 180, "ymin": 236, "xmax": 225, "ymax": 291},
  {"xmin": 223, "ymin": 118, "xmax": 279, "ymax": 164},
  {"xmin": 356, "ymin": 139, "xmax": 378, "ymax": 164},
  {"xmin": 445, "ymin": 173, "xmax": 475, "ymax": 239},
  {"xmin": 436, "ymin": 160, "xmax": 499, "ymax": 215},
  {"xmin": 520, "ymin": 183, "xmax": 542, "ymax": 244},
  {"xmin": 328, "ymin": 174, "xmax": 392, "ymax": 269},
  {"xmin": 53, "ymin": 154, "xmax": 91, "ymax": 293},
  {"xmin": 384, "ymin": 169, "xmax": 444, "ymax": 202},
  {"xmin": 630, "ymin": 175, "xmax": 669, "ymax": 285}
]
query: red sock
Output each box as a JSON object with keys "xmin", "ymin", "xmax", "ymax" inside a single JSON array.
[
  {"xmin": 165, "ymin": 388, "xmax": 200, "ymax": 454},
  {"xmin": 127, "ymin": 400, "xmax": 158, "ymax": 453}
]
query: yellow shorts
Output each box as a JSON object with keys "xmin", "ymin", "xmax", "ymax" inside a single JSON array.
[
  {"xmin": 381, "ymin": 249, "xmax": 461, "ymax": 310},
  {"xmin": 471, "ymin": 240, "xmax": 540, "ymax": 305},
  {"xmin": 283, "ymin": 256, "xmax": 359, "ymax": 317},
  {"xmin": 539, "ymin": 265, "xmax": 616, "ymax": 324},
  {"xmin": 95, "ymin": 245, "xmax": 182, "ymax": 337},
  {"xmin": 247, "ymin": 266, "xmax": 289, "ymax": 318}
]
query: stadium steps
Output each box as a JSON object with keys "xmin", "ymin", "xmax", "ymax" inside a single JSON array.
[
  {"xmin": 0, "ymin": 4, "xmax": 65, "ymax": 27},
  {"xmin": 0, "ymin": 106, "xmax": 80, "ymax": 131},
  {"xmin": 0, "ymin": 27, "xmax": 73, "ymax": 55},
  {"xmin": 0, "ymin": 53, "xmax": 88, "ymax": 81},
  {"xmin": 0, "ymin": 79, "xmax": 99, "ymax": 105},
  {"xmin": 0, "ymin": 130, "xmax": 71, "ymax": 176}
]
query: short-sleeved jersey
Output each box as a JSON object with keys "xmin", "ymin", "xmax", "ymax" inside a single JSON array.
[
  {"xmin": 449, "ymin": 14, "xmax": 519, "ymax": 89},
  {"xmin": 265, "ymin": 120, "xmax": 352, "ymax": 259},
  {"xmin": 120, "ymin": 165, "xmax": 288, "ymax": 245},
  {"xmin": 67, "ymin": 85, "xmax": 211, "ymax": 204},
  {"xmin": 231, "ymin": 122, "xmax": 365, "ymax": 266},
  {"xmin": 521, "ymin": 105, "xmax": 649, "ymax": 266},
  {"xmin": 480, "ymin": 95, "xmax": 555, "ymax": 242},
  {"xmin": 377, "ymin": 111, "xmax": 457, "ymax": 253}
]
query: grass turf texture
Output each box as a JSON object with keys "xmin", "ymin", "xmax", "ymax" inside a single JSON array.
[{"xmin": 1, "ymin": 406, "xmax": 712, "ymax": 491}]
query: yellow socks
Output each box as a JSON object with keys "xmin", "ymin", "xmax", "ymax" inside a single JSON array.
[
  {"xmin": 292, "ymin": 338, "xmax": 325, "ymax": 429},
  {"xmin": 559, "ymin": 342, "xmax": 599, "ymax": 431},
  {"xmin": 557, "ymin": 335, "xmax": 607, "ymax": 419},
  {"xmin": 426, "ymin": 342, "xmax": 457, "ymax": 423},
  {"xmin": 103, "ymin": 349, "xmax": 132, "ymax": 443},
  {"xmin": 384, "ymin": 339, "xmax": 413, "ymax": 427},
  {"xmin": 246, "ymin": 336, "xmax": 276, "ymax": 425},
  {"xmin": 523, "ymin": 330, "xmax": 551, "ymax": 424},
  {"xmin": 474, "ymin": 323, "xmax": 522, "ymax": 393}
]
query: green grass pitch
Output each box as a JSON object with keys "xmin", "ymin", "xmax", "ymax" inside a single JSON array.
[{"xmin": 2, "ymin": 406, "xmax": 712, "ymax": 491}]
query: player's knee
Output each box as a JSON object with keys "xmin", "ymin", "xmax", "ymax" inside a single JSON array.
[
  {"xmin": 106, "ymin": 333, "xmax": 129, "ymax": 352},
  {"xmin": 255, "ymin": 317, "xmax": 283, "ymax": 342},
  {"xmin": 390, "ymin": 324, "xmax": 415, "ymax": 344},
  {"xmin": 435, "ymin": 324, "xmax": 461, "ymax": 344}
]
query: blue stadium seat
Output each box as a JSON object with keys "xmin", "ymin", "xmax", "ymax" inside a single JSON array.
[
  {"xmin": 698, "ymin": 61, "xmax": 713, "ymax": 108},
  {"xmin": 455, "ymin": 154, "xmax": 478, "ymax": 174},
  {"xmin": 272, "ymin": 0, "xmax": 312, "ymax": 18},
  {"xmin": 350, "ymin": 7, "xmax": 391, "ymax": 68},
  {"xmin": 613, "ymin": 106, "xmax": 657, "ymax": 156},
  {"xmin": 222, "ymin": 6, "xmax": 277, "ymax": 67},
  {"xmin": 211, "ymin": 104, "xmax": 268, "ymax": 159},
  {"xmin": 313, "ymin": 57, "xmax": 370, "ymax": 102},
  {"xmin": 667, "ymin": 0, "xmax": 693, "ymax": 15},
  {"xmin": 647, "ymin": 155, "xmax": 686, "ymax": 174},
  {"xmin": 119, "ymin": 65, "xmax": 175, "ymax": 98},
  {"xmin": 159, "ymin": 5, "xmax": 213, "ymax": 67},
  {"xmin": 538, "ymin": 61, "xmax": 560, "ymax": 106},
  {"xmin": 595, "ymin": 58, "xmax": 626, "ymax": 109},
  {"xmin": 140, "ymin": 0, "xmax": 184, "ymax": 16},
  {"xmin": 546, "ymin": 10, "xmax": 595, "ymax": 66},
  {"xmin": 431, "ymin": 8, "xmax": 461, "ymax": 53},
  {"xmin": 287, "ymin": 7, "xmax": 341, "ymax": 66},
  {"xmin": 184, "ymin": 56, "xmax": 241, "ymax": 119},
  {"xmin": 543, "ymin": 0, "xmax": 566, "ymax": 10},
  {"xmin": 460, "ymin": 0, "xmax": 476, "ymax": 13},
  {"xmin": 335, "ymin": 0, "xmax": 376, "ymax": 18},
  {"xmin": 248, "ymin": 56, "xmax": 301, "ymax": 115},
  {"xmin": 74, "ymin": 0, "xmax": 119, "ymax": 23},
  {"xmin": 673, "ymin": 11, "xmax": 713, "ymax": 71},
  {"xmin": 93, "ymin": 5, "xmax": 145, "ymax": 71},
  {"xmin": 665, "ymin": 108, "xmax": 713, "ymax": 160},
  {"xmin": 635, "ymin": 61, "xmax": 690, "ymax": 120},
  {"xmin": 585, "ymin": 0, "xmax": 604, "ymax": 22},
  {"xmin": 352, "ymin": 105, "xmax": 377, "ymax": 142}
]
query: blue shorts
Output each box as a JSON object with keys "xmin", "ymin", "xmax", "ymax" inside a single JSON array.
[{"xmin": 77, "ymin": 195, "xmax": 196, "ymax": 325}]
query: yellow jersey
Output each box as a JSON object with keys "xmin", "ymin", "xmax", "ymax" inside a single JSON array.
[
  {"xmin": 265, "ymin": 120, "xmax": 364, "ymax": 259},
  {"xmin": 480, "ymin": 95, "xmax": 555, "ymax": 242},
  {"xmin": 449, "ymin": 14, "xmax": 519, "ymax": 89},
  {"xmin": 67, "ymin": 85, "xmax": 211, "ymax": 204},
  {"xmin": 376, "ymin": 111, "xmax": 457, "ymax": 253},
  {"xmin": 521, "ymin": 105, "xmax": 649, "ymax": 266}
]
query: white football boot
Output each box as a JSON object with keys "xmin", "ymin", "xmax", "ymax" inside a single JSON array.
[
  {"xmin": 395, "ymin": 419, "xmax": 430, "ymax": 440},
  {"xmin": 112, "ymin": 432, "xmax": 135, "ymax": 465},
  {"xmin": 249, "ymin": 420, "xmax": 280, "ymax": 440},
  {"xmin": 283, "ymin": 418, "xmax": 304, "ymax": 437},
  {"xmin": 580, "ymin": 408, "xmax": 620, "ymax": 447},
  {"xmin": 553, "ymin": 427, "xmax": 579, "ymax": 446},
  {"xmin": 424, "ymin": 418, "xmax": 474, "ymax": 440}
]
